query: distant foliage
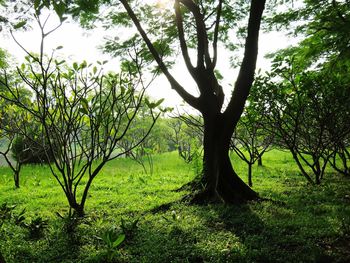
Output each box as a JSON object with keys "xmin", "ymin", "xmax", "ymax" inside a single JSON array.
[{"xmin": 11, "ymin": 135, "xmax": 54, "ymax": 165}]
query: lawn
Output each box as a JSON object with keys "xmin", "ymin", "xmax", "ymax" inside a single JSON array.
[{"xmin": 0, "ymin": 150, "xmax": 349, "ymax": 262}]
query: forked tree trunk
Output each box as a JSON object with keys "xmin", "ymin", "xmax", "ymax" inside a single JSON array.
[
  {"xmin": 119, "ymin": 0, "xmax": 266, "ymax": 204},
  {"xmin": 192, "ymin": 114, "xmax": 258, "ymax": 203}
]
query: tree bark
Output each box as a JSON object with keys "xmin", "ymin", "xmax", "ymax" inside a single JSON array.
[
  {"xmin": 14, "ymin": 165, "xmax": 20, "ymax": 189},
  {"xmin": 14, "ymin": 172, "xmax": 19, "ymax": 188},
  {"xmin": 258, "ymin": 156, "xmax": 263, "ymax": 166},
  {"xmin": 192, "ymin": 114, "xmax": 258, "ymax": 204}
]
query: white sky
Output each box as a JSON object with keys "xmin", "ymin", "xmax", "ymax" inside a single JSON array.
[{"xmin": 0, "ymin": 7, "xmax": 297, "ymax": 108}]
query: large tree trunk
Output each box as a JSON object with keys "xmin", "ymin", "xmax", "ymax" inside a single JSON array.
[
  {"xmin": 120, "ymin": 0, "xmax": 266, "ymax": 204},
  {"xmin": 192, "ymin": 114, "xmax": 258, "ymax": 203}
]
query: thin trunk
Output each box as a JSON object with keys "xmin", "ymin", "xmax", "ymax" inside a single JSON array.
[
  {"xmin": 78, "ymin": 164, "xmax": 105, "ymax": 217},
  {"xmin": 290, "ymin": 149, "xmax": 315, "ymax": 184},
  {"xmin": 14, "ymin": 171, "xmax": 20, "ymax": 188},
  {"xmin": 314, "ymin": 157, "xmax": 321, "ymax": 185},
  {"xmin": 258, "ymin": 156, "xmax": 263, "ymax": 166},
  {"xmin": 248, "ymin": 162, "xmax": 253, "ymax": 187},
  {"xmin": 14, "ymin": 163, "xmax": 21, "ymax": 188}
]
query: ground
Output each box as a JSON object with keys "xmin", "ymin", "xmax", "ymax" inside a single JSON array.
[{"xmin": 0, "ymin": 151, "xmax": 349, "ymax": 262}]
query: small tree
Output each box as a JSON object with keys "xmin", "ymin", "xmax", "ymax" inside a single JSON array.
[
  {"xmin": 118, "ymin": 100, "xmax": 167, "ymax": 175},
  {"xmin": 230, "ymin": 111, "xmax": 273, "ymax": 187},
  {"xmin": 167, "ymin": 114, "xmax": 203, "ymax": 163},
  {"xmin": 0, "ymin": 14, "xmax": 159, "ymax": 216},
  {"xmin": 253, "ymin": 57, "xmax": 337, "ymax": 184},
  {"xmin": 0, "ymin": 85, "xmax": 39, "ymax": 188}
]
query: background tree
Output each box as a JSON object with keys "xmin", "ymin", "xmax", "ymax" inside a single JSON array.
[
  {"xmin": 230, "ymin": 106, "xmax": 273, "ymax": 187},
  {"xmin": 167, "ymin": 113, "xmax": 203, "ymax": 163},
  {"xmin": 265, "ymin": 0, "xmax": 350, "ymax": 178},
  {"xmin": 118, "ymin": 99, "xmax": 168, "ymax": 175},
  {"xmin": 267, "ymin": 0, "xmax": 350, "ymax": 67},
  {"xmin": 252, "ymin": 56, "xmax": 350, "ymax": 184},
  {"xmin": 316, "ymin": 63, "xmax": 350, "ymax": 177},
  {"xmin": 0, "ymin": 53, "xmax": 44, "ymax": 188},
  {"xmin": 0, "ymin": 103, "xmax": 49, "ymax": 188}
]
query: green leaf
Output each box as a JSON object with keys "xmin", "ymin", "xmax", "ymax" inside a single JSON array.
[
  {"xmin": 145, "ymin": 97, "xmax": 151, "ymax": 108},
  {"xmin": 79, "ymin": 108, "xmax": 88, "ymax": 115},
  {"xmin": 112, "ymin": 233, "xmax": 125, "ymax": 248},
  {"xmin": 120, "ymin": 86, "xmax": 125, "ymax": 95},
  {"xmin": 81, "ymin": 98, "xmax": 89, "ymax": 111},
  {"xmin": 80, "ymin": 60, "xmax": 87, "ymax": 69},
  {"xmin": 53, "ymin": 1, "xmax": 66, "ymax": 21},
  {"xmin": 55, "ymin": 59, "xmax": 65, "ymax": 66},
  {"xmin": 73, "ymin": 62, "xmax": 78, "ymax": 70},
  {"xmin": 13, "ymin": 21, "xmax": 26, "ymax": 29},
  {"xmin": 145, "ymin": 97, "xmax": 164, "ymax": 109},
  {"xmin": 153, "ymin": 98, "xmax": 164, "ymax": 108},
  {"xmin": 34, "ymin": 0, "xmax": 42, "ymax": 13}
]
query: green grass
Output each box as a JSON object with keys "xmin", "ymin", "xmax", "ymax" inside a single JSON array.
[{"xmin": 0, "ymin": 150, "xmax": 349, "ymax": 262}]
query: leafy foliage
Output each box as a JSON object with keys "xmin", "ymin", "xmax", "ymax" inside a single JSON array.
[
  {"xmin": 253, "ymin": 55, "xmax": 350, "ymax": 183},
  {"xmin": 266, "ymin": 0, "xmax": 350, "ymax": 67},
  {"xmin": 0, "ymin": 12, "xmax": 160, "ymax": 215}
]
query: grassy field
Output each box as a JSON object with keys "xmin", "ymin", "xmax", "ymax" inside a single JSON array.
[{"xmin": 0, "ymin": 150, "xmax": 349, "ymax": 262}]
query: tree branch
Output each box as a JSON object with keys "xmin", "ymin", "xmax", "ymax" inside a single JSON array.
[
  {"xmin": 179, "ymin": 0, "xmax": 212, "ymax": 69},
  {"xmin": 119, "ymin": 0, "xmax": 200, "ymax": 109},
  {"xmin": 211, "ymin": 0, "xmax": 223, "ymax": 69},
  {"xmin": 174, "ymin": 0, "xmax": 197, "ymax": 77},
  {"xmin": 224, "ymin": 0, "xmax": 266, "ymax": 125}
]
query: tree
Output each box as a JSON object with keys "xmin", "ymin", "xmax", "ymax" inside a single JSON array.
[
  {"xmin": 230, "ymin": 108, "xmax": 273, "ymax": 187},
  {"xmin": 0, "ymin": 54, "xmax": 41, "ymax": 188},
  {"xmin": 252, "ymin": 56, "xmax": 350, "ymax": 184},
  {"xmin": 104, "ymin": 0, "xmax": 267, "ymax": 203},
  {"xmin": 118, "ymin": 100, "xmax": 168, "ymax": 175},
  {"xmin": 0, "ymin": 13, "xmax": 159, "ymax": 216},
  {"xmin": 9, "ymin": 0, "xmax": 266, "ymax": 202},
  {"xmin": 167, "ymin": 114, "xmax": 203, "ymax": 163},
  {"xmin": 0, "ymin": 103, "xmax": 38, "ymax": 188},
  {"xmin": 266, "ymin": 0, "xmax": 350, "ymax": 178},
  {"xmin": 318, "ymin": 63, "xmax": 350, "ymax": 177}
]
